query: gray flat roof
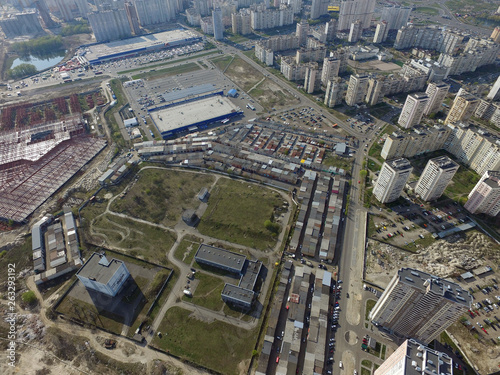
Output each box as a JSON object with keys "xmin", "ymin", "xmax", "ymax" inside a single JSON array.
[
  {"xmin": 398, "ymin": 268, "xmax": 472, "ymax": 307},
  {"xmin": 195, "ymin": 244, "xmax": 246, "ymax": 273},
  {"xmin": 240, "ymin": 259, "xmax": 262, "ymax": 290},
  {"xmin": 161, "ymin": 84, "xmax": 216, "ymax": 103},
  {"xmin": 76, "ymin": 253, "xmax": 125, "ymax": 285},
  {"xmin": 150, "ymin": 95, "xmax": 239, "ymax": 134},
  {"xmin": 222, "ymin": 283, "xmax": 254, "ymax": 304},
  {"xmin": 82, "ymin": 29, "xmax": 199, "ymax": 62}
]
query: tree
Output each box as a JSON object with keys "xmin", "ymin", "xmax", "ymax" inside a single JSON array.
[
  {"xmin": 6, "ymin": 63, "xmax": 37, "ymax": 80},
  {"xmin": 22, "ymin": 291, "xmax": 37, "ymax": 306}
]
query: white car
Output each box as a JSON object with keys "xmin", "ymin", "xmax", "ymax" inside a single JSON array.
[
  {"xmin": 354, "ymin": 371, "xmax": 358, "ymax": 375},
  {"xmin": 339, "ymin": 361, "xmax": 343, "ymax": 368}
]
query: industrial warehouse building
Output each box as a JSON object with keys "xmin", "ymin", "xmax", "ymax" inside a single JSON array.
[
  {"xmin": 79, "ymin": 29, "xmax": 202, "ymax": 65},
  {"xmin": 194, "ymin": 244, "xmax": 263, "ymax": 308},
  {"xmin": 149, "ymin": 86, "xmax": 242, "ymax": 139}
]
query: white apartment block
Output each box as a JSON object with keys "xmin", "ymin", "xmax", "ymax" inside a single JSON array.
[
  {"xmin": 310, "ymin": 0, "xmax": 329, "ymax": 19},
  {"xmin": 424, "ymin": 82, "xmax": 449, "ymax": 115},
  {"xmin": 373, "ymin": 21, "xmax": 388, "ymax": 43},
  {"xmin": 374, "ymin": 339, "xmax": 453, "ymax": 375},
  {"xmin": 373, "ymin": 158, "xmax": 413, "ymax": 203},
  {"xmin": 464, "ymin": 171, "xmax": 500, "ymax": 217},
  {"xmin": 348, "ymin": 19, "xmax": 362, "ymax": 43},
  {"xmin": 345, "ymin": 74, "xmax": 369, "ymax": 106},
  {"xmin": 324, "ymin": 78, "xmax": 344, "ymax": 107},
  {"xmin": 250, "ymin": 5, "xmax": 294, "ymax": 30},
  {"xmin": 321, "ymin": 57, "xmax": 341, "ymax": 85},
  {"xmin": 398, "ymin": 93, "xmax": 429, "ymax": 129},
  {"xmin": 369, "ymin": 267, "xmax": 471, "ymax": 343},
  {"xmin": 304, "ymin": 63, "xmax": 320, "ymax": 94},
  {"xmin": 231, "ymin": 11, "xmax": 252, "ymax": 35},
  {"xmin": 487, "ymin": 75, "xmax": 500, "ymax": 101},
  {"xmin": 338, "ymin": 0, "xmax": 376, "ymax": 31},
  {"xmin": 445, "ymin": 90, "xmax": 479, "ymax": 125},
  {"xmin": 380, "ymin": 5, "xmax": 411, "ymax": 31},
  {"xmin": 415, "ymin": 156, "xmax": 459, "ymax": 201}
]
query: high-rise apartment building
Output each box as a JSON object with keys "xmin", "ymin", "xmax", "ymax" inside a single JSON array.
[
  {"xmin": 380, "ymin": 5, "xmax": 411, "ymax": 31},
  {"xmin": 348, "ymin": 19, "xmax": 362, "ymax": 43},
  {"xmin": 250, "ymin": 5, "xmax": 294, "ymax": 30},
  {"xmin": 88, "ymin": 10, "xmax": 132, "ymax": 42},
  {"xmin": 324, "ymin": 78, "xmax": 344, "ymax": 107},
  {"xmin": 398, "ymin": 93, "xmax": 429, "ymax": 129},
  {"xmin": 423, "ymin": 82, "xmax": 449, "ymax": 116},
  {"xmin": 213, "ymin": 7, "xmax": 223, "ymax": 40},
  {"xmin": 490, "ymin": 26, "xmax": 500, "ymax": 43},
  {"xmin": 304, "ymin": 63, "xmax": 320, "ymax": 94},
  {"xmin": 375, "ymin": 339, "xmax": 454, "ymax": 375},
  {"xmin": 415, "ymin": 156, "xmax": 459, "ymax": 201},
  {"xmin": 345, "ymin": 74, "xmax": 369, "ymax": 106},
  {"xmin": 445, "ymin": 90, "xmax": 479, "ymax": 125},
  {"xmin": 394, "ymin": 25, "xmax": 442, "ymax": 50},
  {"xmin": 487, "ymin": 75, "xmax": 500, "ymax": 101},
  {"xmin": 75, "ymin": 0, "xmax": 90, "ymax": 18},
  {"xmin": 0, "ymin": 11, "xmax": 43, "ymax": 38},
  {"xmin": 134, "ymin": 0, "xmax": 176, "ymax": 27},
  {"xmin": 34, "ymin": 0, "xmax": 57, "ymax": 28},
  {"xmin": 321, "ymin": 57, "xmax": 341, "ymax": 85},
  {"xmin": 124, "ymin": 2, "xmax": 141, "ymax": 35},
  {"xmin": 296, "ymin": 21, "xmax": 310, "ymax": 45},
  {"xmin": 373, "ymin": 21, "xmax": 388, "ymax": 43},
  {"xmin": 373, "ymin": 158, "xmax": 413, "ymax": 203},
  {"xmin": 369, "ymin": 267, "xmax": 471, "ymax": 343},
  {"xmin": 464, "ymin": 170, "xmax": 500, "ymax": 217},
  {"xmin": 55, "ymin": 0, "xmax": 74, "ymax": 21},
  {"xmin": 232, "ymin": 10, "xmax": 251, "ymax": 35},
  {"xmin": 310, "ymin": 0, "xmax": 329, "ymax": 19},
  {"xmin": 338, "ymin": 0, "xmax": 376, "ymax": 31}
]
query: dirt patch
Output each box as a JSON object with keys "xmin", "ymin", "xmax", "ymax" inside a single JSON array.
[{"xmin": 249, "ymin": 79, "xmax": 299, "ymax": 111}]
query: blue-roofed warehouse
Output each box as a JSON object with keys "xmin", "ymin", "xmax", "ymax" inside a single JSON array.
[{"xmin": 227, "ymin": 89, "xmax": 238, "ymax": 98}]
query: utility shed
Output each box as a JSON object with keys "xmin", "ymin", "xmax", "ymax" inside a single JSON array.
[{"xmin": 227, "ymin": 88, "xmax": 238, "ymax": 97}]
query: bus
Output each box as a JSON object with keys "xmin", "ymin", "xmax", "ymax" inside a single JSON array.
[
  {"xmin": 221, "ymin": 118, "xmax": 230, "ymax": 124},
  {"xmin": 246, "ymin": 103, "xmax": 255, "ymax": 110}
]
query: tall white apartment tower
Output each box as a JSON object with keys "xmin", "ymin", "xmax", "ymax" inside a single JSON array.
[
  {"xmin": 345, "ymin": 74, "xmax": 369, "ymax": 106},
  {"xmin": 415, "ymin": 156, "xmax": 459, "ymax": 201},
  {"xmin": 338, "ymin": 0, "xmax": 376, "ymax": 31},
  {"xmin": 324, "ymin": 78, "xmax": 344, "ymax": 107},
  {"xmin": 348, "ymin": 19, "xmax": 362, "ymax": 42},
  {"xmin": 424, "ymin": 82, "xmax": 450, "ymax": 115},
  {"xmin": 373, "ymin": 21, "xmax": 388, "ymax": 43},
  {"xmin": 213, "ymin": 7, "xmax": 223, "ymax": 40},
  {"xmin": 398, "ymin": 93, "xmax": 429, "ymax": 129},
  {"xmin": 373, "ymin": 158, "xmax": 413, "ymax": 203},
  {"xmin": 375, "ymin": 339, "xmax": 454, "ymax": 375},
  {"xmin": 369, "ymin": 267, "xmax": 472, "ymax": 343},
  {"xmin": 464, "ymin": 170, "xmax": 500, "ymax": 217},
  {"xmin": 487, "ymin": 75, "xmax": 500, "ymax": 101},
  {"xmin": 88, "ymin": 10, "xmax": 132, "ymax": 42},
  {"xmin": 321, "ymin": 57, "xmax": 341, "ymax": 85},
  {"xmin": 445, "ymin": 89, "xmax": 479, "ymax": 125},
  {"xmin": 310, "ymin": 0, "xmax": 329, "ymax": 19}
]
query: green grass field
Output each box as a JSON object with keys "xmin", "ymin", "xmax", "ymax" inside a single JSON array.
[
  {"xmin": 445, "ymin": 166, "xmax": 480, "ymax": 200},
  {"xmin": 174, "ymin": 236, "xmax": 202, "ymax": 265},
  {"xmin": 322, "ymin": 152, "xmax": 354, "ymax": 172},
  {"xmin": 415, "ymin": 7, "xmax": 439, "ymax": 15},
  {"xmin": 153, "ymin": 306, "xmax": 257, "ymax": 375},
  {"xmin": 109, "ymin": 168, "xmax": 215, "ymax": 226},
  {"xmin": 90, "ymin": 214, "xmax": 177, "ymax": 265},
  {"xmin": 197, "ymin": 179, "xmax": 285, "ymax": 250},
  {"xmin": 0, "ymin": 234, "xmax": 32, "ymax": 284},
  {"xmin": 182, "ymin": 272, "xmax": 225, "ymax": 311}
]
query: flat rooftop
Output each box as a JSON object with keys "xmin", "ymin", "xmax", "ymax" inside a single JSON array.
[
  {"xmin": 150, "ymin": 95, "xmax": 239, "ymax": 134},
  {"xmin": 195, "ymin": 244, "xmax": 246, "ymax": 273},
  {"xmin": 82, "ymin": 29, "xmax": 199, "ymax": 62},
  {"xmin": 221, "ymin": 283, "xmax": 254, "ymax": 305},
  {"xmin": 398, "ymin": 268, "xmax": 472, "ymax": 307},
  {"xmin": 77, "ymin": 253, "xmax": 125, "ymax": 285}
]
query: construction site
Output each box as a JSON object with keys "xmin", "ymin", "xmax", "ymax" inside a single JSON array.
[{"xmin": 0, "ymin": 113, "xmax": 107, "ymax": 223}]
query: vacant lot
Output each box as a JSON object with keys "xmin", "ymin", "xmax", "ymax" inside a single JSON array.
[
  {"xmin": 153, "ymin": 306, "xmax": 256, "ymax": 375},
  {"xmin": 182, "ymin": 271, "xmax": 225, "ymax": 311},
  {"xmin": 249, "ymin": 78, "xmax": 299, "ymax": 111},
  {"xmin": 212, "ymin": 55, "xmax": 262, "ymax": 92},
  {"xmin": 90, "ymin": 214, "xmax": 176, "ymax": 265},
  {"xmin": 110, "ymin": 168, "xmax": 215, "ymax": 226},
  {"xmin": 198, "ymin": 179, "xmax": 285, "ymax": 250},
  {"xmin": 174, "ymin": 235, "xmax": 202, "ymax": 265}
]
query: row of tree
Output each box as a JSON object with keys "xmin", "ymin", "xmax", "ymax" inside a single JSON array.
[
  {"xmin": 10, "ymin": 36, "xmax": 64, "ymax": 58},
  {"xmin": 6, "ymin": 63, "xmax": 37, "ymax": 80}
]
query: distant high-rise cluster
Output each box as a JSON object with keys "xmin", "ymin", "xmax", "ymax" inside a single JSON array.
[
  {"xmin": 0, "ymin": 10, "xmax": 43, "ymax": 38},
  {"xmin": 379, "ymin": 5, "xmax": 411, "ymax": 31}
]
